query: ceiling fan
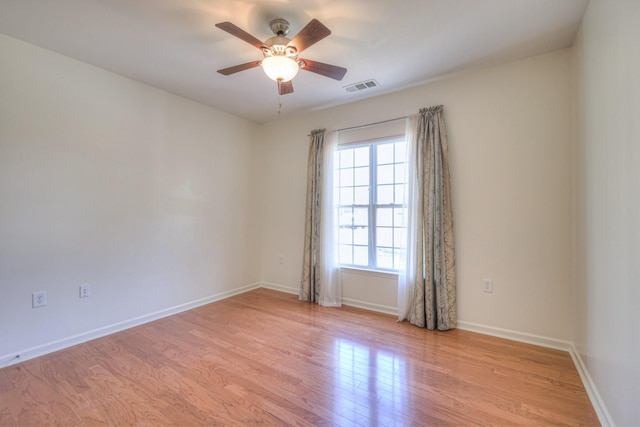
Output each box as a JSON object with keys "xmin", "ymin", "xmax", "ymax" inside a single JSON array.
[{"xmin": 216, "ymin": 18, "xmax": 347, "ymax": 95}]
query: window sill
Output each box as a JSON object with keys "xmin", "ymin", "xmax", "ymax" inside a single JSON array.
[{"xmin": 340, "ymin": 267, "xmax": 398, "ymax": 280}]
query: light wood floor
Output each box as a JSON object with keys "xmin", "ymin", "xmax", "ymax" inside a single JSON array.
[{"xmin": 0, "ymin": 288, "xmax": 599, "ymax": 426}]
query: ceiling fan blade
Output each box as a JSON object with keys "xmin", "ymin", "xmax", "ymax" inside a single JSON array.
[
  {"xmin": 299, "ymin": 59, "xmax": 347, "ymax": 81},
  {"xmin": 217, "ymin": 60, "xmax": 262, "ymax": 75},
  {"xmin": 216, "ymin": 22, "xmax": 266, "ymax": 50},
  {"xmin": 288, "ymin": 19, "xmax": 331, "ymax": 53},
  {"xmin": 278, "ymin": 80, "xmax": 294, "ymax": 95}
]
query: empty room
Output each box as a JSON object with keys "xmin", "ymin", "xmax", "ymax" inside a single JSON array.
[{"xmin": 0, "ymin": 0, "xmax": 637, "ymax": 425}]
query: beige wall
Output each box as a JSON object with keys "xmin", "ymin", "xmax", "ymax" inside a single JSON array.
[
  {"xmin": 255, "ymin": 49, "xmax": 575, "ymax": 341},
  {"xmin": 0, "ymin": 34, "xmax": 259, "ymax": 357},
  {"xmin": 573, "ymin": 0, "xmax": 640, "ymax": 424}
]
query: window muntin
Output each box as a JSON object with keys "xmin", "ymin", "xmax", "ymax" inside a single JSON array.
[{"xmin": 336, "ymin": 136, "xmax": 407, "ymax": 271}]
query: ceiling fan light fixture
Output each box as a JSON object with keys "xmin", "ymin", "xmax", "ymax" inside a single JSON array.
[
  {"xmin": 262, "ymin": 55, "xmax": 299, "ymax": 82},
  {"xmin": 216, "ymin": 18, "xmax": 346, "ymax": 94}
]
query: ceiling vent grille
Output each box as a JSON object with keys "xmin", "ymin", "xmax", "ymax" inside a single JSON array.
[{"xmin": 344, "ymin": 79, "xmax": 379, "ymax": 93}]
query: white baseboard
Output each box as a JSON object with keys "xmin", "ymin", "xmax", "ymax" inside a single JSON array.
[
  {"xmin": 0, "ymin": 282, "xmax": 261, "ymax": 368},
  {"xmin": 341, "ymin": 297, "xmax": 397, "ymax": 316},
  {"xmin": 456, "ymin": 320, "xmax": 573, "ymax": 351},
  {"xmin": 259, "ymin": 282, "xmax": 398, "ymax": 316},
  {"xmin": 568, "ymin": 344, "xmax": 616, "ymax": 427},
  {"xmin": 260, "ymin": 281, "xmax": 298, "ymax": 295}
]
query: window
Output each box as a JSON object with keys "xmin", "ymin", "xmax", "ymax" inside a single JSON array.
[{"xmin": 336, "ymin": 136, "xmax": 407, "ymax": 271}]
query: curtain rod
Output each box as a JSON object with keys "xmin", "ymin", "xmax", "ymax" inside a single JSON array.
[
  {"xmin": 337, "ymin": 116, "xmax": 407, "ymax": 133},
  {"xmin": 307, "ymin": 115, "xmax": 408, "ymax": 137}
]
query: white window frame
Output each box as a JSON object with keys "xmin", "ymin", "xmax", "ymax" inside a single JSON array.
[{"xmin": 336, "ymin": 135, "xmax": 407, "ymax": 273}]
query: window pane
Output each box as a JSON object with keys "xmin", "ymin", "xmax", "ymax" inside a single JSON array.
[
  {"xmin": 340, "ymin": 245, "xmax": 353, "ymax": 264},
  {"xmin": 354, "ymin": 146, "xmax": 369, "ymax": 167},
  {"xmin": 353, "ymin": 207, "xmax": 368, "ymax": 226},
  {"xmin": 340, "ymin": 168, "xmax": 354, "ymax": 187},
  {"xmin": 340, "ymin": 227, "xmax": 352, "ymax": 245},
  {"xmin": 340, "ymin": 187, "xmax": 353, "ymax": 205},
  {"xmin": 394, "ymin": 142, "xmax": 407, "ymax": 162},
  {"xmin": 393, "ymin": 248, "xmax": 405, "ymax": 270},
  {"xmin": 394, "ymin": 163, "xmax": 406, "ymax": 182},
  {"xmin": 340, "ymin": 149, "xmax": 354, "ymax": 168},
  {"xmin": 377, "ymin": 164, "xmax": 394, "ymax": 184},
  {"xmin": 394, "ymin": 183, "xmax": 405, "ymax": 204},
  {"xmin": 394, "ymin": 207, "xmax": 406, "ymax": 227},
  {"xmin": 377, "ymin": 207, "xmax": 393, "ymax": 227},
  {"xmin": 354, "ymin": 166, "xmax": 369, "ymax": 185},
  {"xmin": 376, "ymin": 247, "xmax": 393, "ymax": 269},
  {"xmin": 377, "ymin": 144, "xmax": 393, "ymax": 164},
  {"xmin": 353, "ymin": 246, "xmax": 368, "ymax": 266},
  {"xmin": 393, "ymin": 227, "xmax": 406, "ymax": 247},
  {"xmin": 339, "ymin": 207, "xmax": 352, "ymax": 226},
  {"xmin": 377, "ymin": 185, "xmax": 393, "ymax": 204},
  {"xmin": 354, "ymin": 227, "xmax": 368, "ymax": 245},
  {"xmin": 377, "ymin": 227, "xmax": 393, "ymax": 247},
  {"xmin": 354, "ymin": 186, "xmax": 369, "ymax": 205}
]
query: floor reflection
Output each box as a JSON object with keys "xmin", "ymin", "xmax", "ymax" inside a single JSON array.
[{"xmin": 334, "ymin": 339, "xmax": 407, "ymax": 425}]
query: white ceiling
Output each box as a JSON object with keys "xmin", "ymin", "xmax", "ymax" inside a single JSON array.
[{"xmin": 0, "ymin": 0, "xmax": 588, "ymax": 123}]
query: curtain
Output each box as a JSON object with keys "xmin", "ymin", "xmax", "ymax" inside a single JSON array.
[
  {"xmin": 398, "ymin": 106, "xmax": 456, "ymax": 330},
  {"xmin": 397, "ymin": 115, "xmax": 419, "ymax": 321},
  {"xmin": 300, "ymin": 129, "xmax": 342, "ymax": 306}
]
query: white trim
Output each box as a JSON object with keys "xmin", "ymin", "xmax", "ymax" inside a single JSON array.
[
  {"xmin": 341, "ymin": 297, "xmax": 397, "ymax": 316},
  {"xmin": 456, "ymin": 320, "xmax": 573, "ymax": 351},
  {"xmin": 0, "ymin": 354, "xmax": 21, "ymax": 368},
  {"xmin": 0, "ymin": 282, "xmax": 261, "ymax": 368},
  {"xmin": 260, "ymin": 281, "xmax": 298, "ymax": 295},
  {"xmin": 568, "ymin": 344, "xmax": 616, "ymax": 427},
  {"xmin": 259, "ymin": 282, "xmax": 398, "ymax": 316}
]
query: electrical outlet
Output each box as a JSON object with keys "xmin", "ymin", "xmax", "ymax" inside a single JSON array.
[
  {"xmin": 79, "ymin": 284, "xmax": 90, "ymax": 298},
  {"xmin": 482, "ymin": 279, "xmax": 494, "ymax": 293},
  {"xmin": 32, "ymin": 291, "xmax": 47, "ymax": 308},
  {"xmin": 279, "ymin": 255, "xmax": 284, "ymax": 264}
]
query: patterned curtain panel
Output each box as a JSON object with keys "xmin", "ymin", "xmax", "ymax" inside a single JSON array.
[
  {"xmin": 408, "ymin": 106, "xmax": 457, "ymax": 330},
  {"xmin": 299, "ymin": 129, "xmax": 325, "ymax": 303}
]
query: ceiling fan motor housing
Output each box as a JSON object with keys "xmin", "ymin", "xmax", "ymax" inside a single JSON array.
[
  {"xmin": 269, "ymin": 18, "xmax": 291, "ymax": 36},
  {"xmin": 262, "ymin": 19, "xmax": 297, "ymax": 59}
]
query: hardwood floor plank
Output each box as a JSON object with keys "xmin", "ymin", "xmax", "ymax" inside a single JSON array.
[{"xmin": 0, "ymin": 288, "xmax": 599, "ymax": 426}]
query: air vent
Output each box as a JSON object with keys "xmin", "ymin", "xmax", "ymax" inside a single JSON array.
[{"xmin": 344, "ymin": 79, "xmax": 379, "ymax": 93}]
